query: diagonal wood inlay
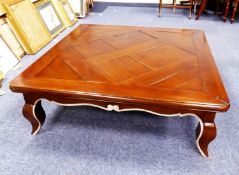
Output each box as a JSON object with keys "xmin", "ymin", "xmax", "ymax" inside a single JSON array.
[
  {"xmin": 10, "ymin": 24, "xmax": 230, "ymax": 112},
  {"xmin": 10, "ymin": 25, "xmax": 230, "ymax": 157},
  {"xmin": 34, "ymin": 25, "xmax": 216, "ymax": 92}
]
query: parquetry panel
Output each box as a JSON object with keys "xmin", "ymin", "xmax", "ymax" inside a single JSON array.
[
  {"xmin": 10, "ymin": 24, "xmax": 230, "ymax": 112},
  {"xmin": 36, "ymin": 25, "xmax": 204, "ymax": 92}
]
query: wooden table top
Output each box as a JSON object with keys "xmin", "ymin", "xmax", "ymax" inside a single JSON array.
[{"xmin": 10, "ymin": 24, "xmax": 230, "ymax": 112}]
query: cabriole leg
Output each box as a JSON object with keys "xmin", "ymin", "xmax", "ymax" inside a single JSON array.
[
  {"xmin": 22, "ymin": 100, "xmax": 46, "ymax": 135},
  {"xmin": 196, "ymin": 112, "xmax": 217, "ymax": 157}
]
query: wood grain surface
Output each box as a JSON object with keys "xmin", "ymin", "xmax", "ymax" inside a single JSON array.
[
  {"xmin": 10, "ymin": 24, "xmax": 230, "ymax": 157},
  {"xmin": 10, "ymin": 24, "xmax": 229, "ymax": 112}
]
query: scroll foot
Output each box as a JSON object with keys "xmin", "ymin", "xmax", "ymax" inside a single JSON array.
[
  {"xmin": 22, "ymin": 101, "xmax": 46, "ymax": 135},
  {"xmin": 196, "ymin": 112, "xmax": 217, "ymax": 157}
]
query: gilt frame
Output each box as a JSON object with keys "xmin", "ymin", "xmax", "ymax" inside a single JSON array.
[
  {"xmin": 3, "ymin": 0, "xmax": 51, "ymax": 54},
  {"xmin": 52, "ymin": 0, "xmax": 77, "ymax": 27},
  {"xmin": 34, "ymin": 0, "xmax": 66, "ymax": 38},
  {"xmin": 0, "ymin": 17, "xmax": 25, "ymax": 59},
  {"xmin": 0, "ymin": 4, "xmax": 5, "ymax": 16},
  {"xmin": 0, "ymin": 37, "xmax": 19, "ymax": 75}
]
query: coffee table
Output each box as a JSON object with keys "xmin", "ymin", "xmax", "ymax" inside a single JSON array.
[{"xmin": 10, "ymin": 24, "xmax": 230, "ymax": 157}]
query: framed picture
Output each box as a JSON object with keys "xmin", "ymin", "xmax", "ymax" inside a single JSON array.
[
  {"xmin": 68, "ymin": 0, "xmax": 88, "ymax": 18},
  {"xmin": 1, "ymin": 0, "xmax": 40, "ymax": 16},
  {"xmin": 59, "ymin": 0, "xmax": 77, "ymax": 26},
  {"xmin": 0, "ymin": 18, "xmax": 25, "ymax": 59},
  {"xmin": 35, "ymin": 0, "xmax": 66, "ymax": 38},
  {"xmin": 0, "ymin": 4, "xmax": 6, "ymax": 16},
  {"xmin": 3, "ymin": 0, "xmax": 51, "ymax": 54},
  {"xmin": 0, "ymin": 37, "xmax": 19, "ymax": 75}
]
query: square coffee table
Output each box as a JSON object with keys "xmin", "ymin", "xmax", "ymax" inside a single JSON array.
[{"xmin": 10, "ymin": 24, "xmax": 230, "ymax": 157}]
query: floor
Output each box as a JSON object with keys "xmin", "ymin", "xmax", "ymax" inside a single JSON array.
[{"xmin": 0, "ymin": 2, "xmax": 239, "ymax": 175}]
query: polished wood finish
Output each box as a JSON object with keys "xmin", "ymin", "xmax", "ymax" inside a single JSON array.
[
  {"xmin": 231, "ymin": 0, "xmax": 239, "ymax": 23},
  {"xmin": 10, "ymin": 24, "xmax": 230, "ymax": 157},
  {"xmin": 224, "ymin": 0, "xmax": 230, "ymax": 22},
  {"xmin": 196, "ymin": 112, "xmax": 216, "ymax": 156},
  {"xmin": 22, "ymin": 98, "xmax": 46, "ymax": 135},
  {"xmin": 195, "ymin": 0, "xmax": 208, "ymax": 20},
  {"xmin": 223, "ymin": 0, "xmax": 239, "ymax": 23}
]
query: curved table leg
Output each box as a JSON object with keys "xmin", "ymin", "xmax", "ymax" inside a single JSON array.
[
  {"xmin": 195, "ymin": 0, "xmax": 208, "ymax": 20},
  {"xmin": 224, "ymin": 0, "xmax": 230, "ymax": 22},
  {"xmin": 19, "ymin": 93, "xmax": 219, "ymax": 156},
  {"xmin": 196, "ymin": 112, "xmax": 216, "ymax": 157},
  {"xmin": 159, "ymin": 0, "xmax": 163, "ymax": 16},
  {"xmin": 22, "ymin": 100, "xmax": 46, "ymax": 135},
  {"xmin": 231, "ymin": 0, "xmax": 239, "ymax": 23}
]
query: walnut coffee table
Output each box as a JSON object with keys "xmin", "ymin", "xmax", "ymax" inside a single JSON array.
[{"xmin": 10, "ymin": 24, "xmax": 230, "ymax": 157}]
